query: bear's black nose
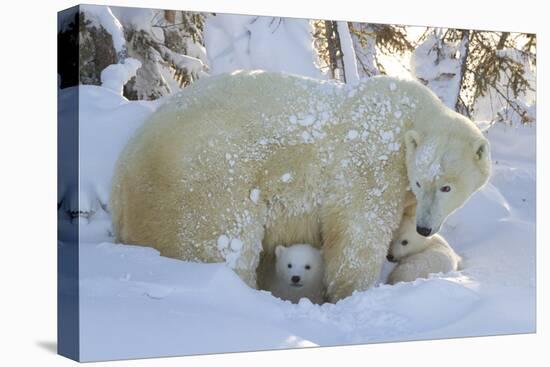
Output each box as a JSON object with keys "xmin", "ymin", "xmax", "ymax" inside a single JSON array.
[
  {"xmin": 416, "ymin": 226, "xmax": 432, "ymax": 237},
  {"xmin": 291, "ymin": 275, "xmax": 301, "ymax": 283},
  {"xmin": 386, "ymin": 254, "xmax": 395, "ymax": 262}
]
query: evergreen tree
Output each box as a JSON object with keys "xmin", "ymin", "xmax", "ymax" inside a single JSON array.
[{"xmin": 413, "ymin": 28, "xmax": 536, "ymax": 122}]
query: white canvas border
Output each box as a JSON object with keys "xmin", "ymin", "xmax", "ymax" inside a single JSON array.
[{"xmin": 1, "ymin": 0, "xmax": 546, "ymax": 366}]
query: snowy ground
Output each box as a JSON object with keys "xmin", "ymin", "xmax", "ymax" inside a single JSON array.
[{"xmin": 58, "ymin": 85, "xmax": 535, "ymax": 362}]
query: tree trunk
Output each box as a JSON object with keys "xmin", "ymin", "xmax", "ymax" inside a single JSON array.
[
  {"xmin": 496, "ymin": 32, "xmax": 509, "ymax": 50},
  {"xmin": 455, "ymin": 30, "xmax": 471, "ymax": 114},
  {"xmin": 324, "ymin": 21, "xmax": 340, "ymax": 80},
  {"xmin": 336, "ymin": 21, "xmax": 360, "ymax": 84}
]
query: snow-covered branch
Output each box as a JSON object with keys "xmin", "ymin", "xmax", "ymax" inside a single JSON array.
[{"xmin": 101, "ymin": 58, "xmax": 142, "ymax": 95}]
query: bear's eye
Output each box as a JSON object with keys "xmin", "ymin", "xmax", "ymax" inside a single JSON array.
[
  {"xmin": 401, "ymin": 240, "xmax": 408, "ymax": 246},
  {"xmin": 305, "ymin": 265, "xmax": 311, "ymax": 270},
  {"xmin": 287, "ymin": 263, "xmax": 292, "ymax": 269},
  {"xmin": 440, "ymin": 185, "xmax": 451, "ymax": 192},
  {"xmin": 416, "ymin": 181, "xmax": 421, "ymax": 188}
]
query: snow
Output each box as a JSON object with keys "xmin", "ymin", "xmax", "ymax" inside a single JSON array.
[
  {"xmin": 298, "ymin": 114, "xmax": 316, "ymax": 126},
  {"xmin": 100, "ymin": 58, "xmax": 141, "ymax": 94},
  {"xmin": 80, "ymin": 5, "xmax": 126, "ymax": 54},
  {"xmin": 204, "ymin": 14, "xmax": 323, "ymax": 78},
  {"xmin": 158, "ymin": 44, "xmax": 207, "ymax": 79},
  {"xmin": 346, "ymin": 130, "xmax": 359, "ymax": 141},
  {"xmin": 250, "ymin": 188, "xmax": 261, "ymax": 204},
  {"xmin": 217, "ymin": 235, "xmax": 230, "ymax": 251},
  {"xmin": 185, "ymin": 38, "xmax": 209, "ymax": 66},
  {"xmin": 415, "ymin": 139, "xmax": 442, "ymax": 180},
  {"xmin": 230, "ymin": 238, "xmax": 244, "ymax": 251},
  {"xmin": 281, "ymin": 173, "xmax": 293, "ymax": 183},
  {"xmin": 57, "ymin": 85, "xmax": 157, "ymax": 224},
  {"xmin": 411, "ymin": 33, "xmax": 462, "ymax": 108},
  {"xmin": 109, "ymin": 7, "xmax": 158, "ymax": 35},
  {"xmin": 61, "ymin": 86, "xmax": 535, "ymax": 359}
]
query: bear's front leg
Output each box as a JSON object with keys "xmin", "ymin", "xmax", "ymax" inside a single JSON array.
[
  {"xmin": 322, "ymin": 216, "xmax": 391, "ymax": 302},
  {"xmin": 215, "ymin": 215, "xmax": 266, "ymax": 289}
]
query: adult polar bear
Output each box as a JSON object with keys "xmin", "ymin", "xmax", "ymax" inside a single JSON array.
[{"xmin": 111, "ymin": 70, "xmax": 490, "ymax": 301}]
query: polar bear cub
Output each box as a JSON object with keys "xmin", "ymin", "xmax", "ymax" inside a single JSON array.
[
  {"xmin": 386, "ymin": 211, "xmax": 461, "ymax": 285},
  {"xmin": 267, "ymin": 244, "xmax": 325, "ymax": 304}
]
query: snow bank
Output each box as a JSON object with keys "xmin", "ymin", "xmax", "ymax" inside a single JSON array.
[
  {"xmin": 57, "ymin": 85, "xmax": 157, "ymax": 228},
  {"xmin": 204, "ymin": 14, "xmax": 323, "ymax": 78},
  {"xmin": 76, "ymin": 237, "xmax": 486, "ymax": 361},
  {"xmin": 78, "ymin": 86, "xmax": 157, "ymax": 215}
]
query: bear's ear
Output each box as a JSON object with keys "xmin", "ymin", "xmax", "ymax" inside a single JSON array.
[
  {"xmin": 472, "ymin": 137, "xmax": 491, "ymax": 181},
  {"xmin": 404, "ymin": 130, "xmax": 420, "ymax": 153},
  {"xmin": 473, "ymin": 138, "xmax": 489, "ymax": 161},
  {"xmin": 275, "ymin": 245, "xmax": 285, "ymax": 258}
]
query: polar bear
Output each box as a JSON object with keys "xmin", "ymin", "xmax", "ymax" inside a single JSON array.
[
  {"xmin": 265, "ymin": 244, "xmax": 324, "ymax": 304},
  {"xmin": 110, "ymin": 70, "xmax": 491, "ymax": 301},
  {"xmin": 386, "ymin": 207, "xmax": 462, "ymax": 284}
]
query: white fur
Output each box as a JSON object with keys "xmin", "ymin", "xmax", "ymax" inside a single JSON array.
[
  {"xmin": 266, "ymin": 244, "xmax": 324, "ymax": 304},
  {"xmin": 387, "ymin": 212, "xmax": 461, "ymax": 284}
]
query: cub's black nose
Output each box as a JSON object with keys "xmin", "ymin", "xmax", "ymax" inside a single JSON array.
[
  {"xmin": 416, "ymin": 226, "xmax": 432, "ymax": 237},
  {"xmin": 291, "ymin": 275, "xmax": 301, "ymax": 284},
  {"xmin": 386, "ymin": 254, "xmax": 394, "ymax": 262}
]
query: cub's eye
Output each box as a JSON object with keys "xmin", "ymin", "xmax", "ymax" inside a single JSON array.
[
  {"xmin": 287, "ymin": 263, "xmax": 292, "ymax": 269},
  {"xmin": 401, "ymin": 240, "xmax": 408, "ymax": 246},
  {"xmin": 440, "ymin": 185, "xmax": 451, "ymax": 192},
  {"xmin": 305, "ymin": 265, "xmax": 311, "ymax": 270},
  {"xmin": 416, "ymin": 181, "xmax": 421, "ymax": 188}
]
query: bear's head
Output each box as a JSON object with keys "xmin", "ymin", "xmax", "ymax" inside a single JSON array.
[
  {"xmin": 274, "ymin": 244, "xmax": 323, "ymax": 289},
  {"xmin": 404, "ymin": 116, "xmax": 491, "ymax": 237},
  {"xmin": 387, "ymin": 212, "xmax": 431, "ymax": 262}
]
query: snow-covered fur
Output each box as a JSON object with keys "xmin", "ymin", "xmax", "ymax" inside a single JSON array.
[
  {"xmin": 110, "ymin": 70, "xmax": 490, "ymax": 301},
  {"xmin": 387, "ymin": 209, "xmax": 461, "ymax": 284},
  {"xmin": 266, "ymin": 244, "xmax": 324, "ymax": 304}
]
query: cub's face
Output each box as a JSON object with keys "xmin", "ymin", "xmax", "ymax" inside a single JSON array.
[
  {"xmin": 404, "ymin": 127, "xmax": 490, "ymax": 237},
  {"xmin": 275, "ymin": 244, "xmax": 323, "ymax": 289},
  {"xmin": 387, "ymin": 215, "xmax": 430, "ymax": 262}
]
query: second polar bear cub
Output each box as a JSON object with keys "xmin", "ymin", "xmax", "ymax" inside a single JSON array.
[
  {"xmin": 267, "ymin": 244, "xmax": 325, "ymax": 304},
  {"xmin": 387, "ymin": 207, "xmax": 461, "ymax": 285}
]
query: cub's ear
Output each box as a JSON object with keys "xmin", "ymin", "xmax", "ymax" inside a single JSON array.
[
  {"xmin": 404, "ymin": 130, "xmax": 421, "ymax": 153},
  {"xmin": 275, "ymin": 245, "xmax": 285, "ymax": 258}
]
